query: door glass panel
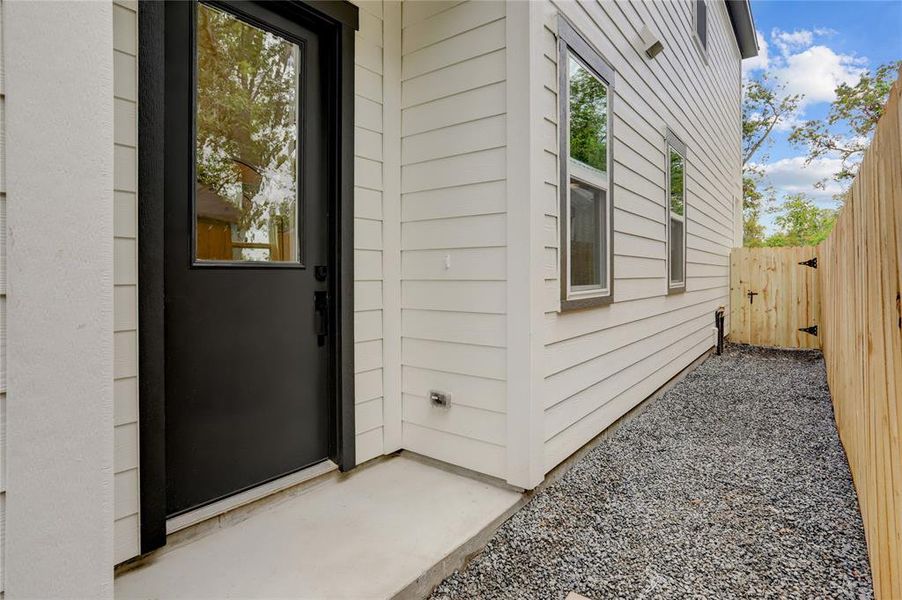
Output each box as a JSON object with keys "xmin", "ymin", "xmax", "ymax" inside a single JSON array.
[
  {"xmin": 195, "ymin": 3, "xmax": 300, "ymax": 263},
  {"xmin": 569, "ymin": 178, "xmax": 607, "ymax": 289}
]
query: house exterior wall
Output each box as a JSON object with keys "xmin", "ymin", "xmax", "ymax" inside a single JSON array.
[
  {"xmin": 399, "ymin": 1, "xmax": 509, "ymax": 479},
  {"xmin": 0, "ymin": 0, "xmax": 747, "ymax": 585},
  {"xmin": 536, "ymin": 0, "xmax": 743, "ymax": 472},
  {"xmin": 106, "ymin": 0, "xmax": 745, "ymax": 541}
]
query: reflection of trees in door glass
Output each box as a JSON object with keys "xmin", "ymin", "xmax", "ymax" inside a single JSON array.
[{"xmin": 195, "ymin": 3, "xmax": 299, "ymax": 262}]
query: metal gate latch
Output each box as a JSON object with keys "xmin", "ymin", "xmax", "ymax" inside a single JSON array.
[
  {"xmin": 798, "ymin": 257, "xmax": 818, "ymax": 268},
  {"xmin": 799, "ymin": 325, "xmax": 818, "ymax": 336},
  {"xmin": 747, "ymin": 291, "xmax": 758, "ymax": 304}
]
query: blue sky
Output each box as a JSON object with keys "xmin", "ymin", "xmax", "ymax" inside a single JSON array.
[{"xmin": 743, "ymin": 0, "xmax": 902, "ymax": 231}]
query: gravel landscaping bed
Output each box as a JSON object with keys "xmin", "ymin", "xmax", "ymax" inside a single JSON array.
[{"xmin": 430, "ymin": 344, "xmax": 873, "ymax": 599}]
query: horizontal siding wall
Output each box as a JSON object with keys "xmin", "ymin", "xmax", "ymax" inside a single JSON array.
[
  {"xmin": 353, "ymin": 0, "xmax": 386, "ymax": 465},
  {"xmin": 113, "ymin": 0, "xmax": 139, "ymax": 564},
  {"xmin": 399, "ymin": 0, "xmax": 508, "ymax": 479},
  {"xmin": 540, "ymin": 0, "xmax": 742, "ymax": 471}
]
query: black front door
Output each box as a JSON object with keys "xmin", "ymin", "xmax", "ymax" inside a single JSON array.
[{"xmin": 164, "ymin": 1, "xmax": 331, "ymax": 516}]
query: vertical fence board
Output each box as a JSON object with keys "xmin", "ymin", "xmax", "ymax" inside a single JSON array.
[{"xmin": 729, "ymin": 250, "xmax": 744, "ymax": 342}]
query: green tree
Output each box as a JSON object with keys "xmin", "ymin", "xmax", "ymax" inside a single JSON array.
[
  {"xmin": 742, "ymin": 76, "xmax": 802, "ymax": 166},
  {"xmin": 765, "ymin": 193, "xmax": 837, "ymax": 247},
  {"xmin": 742, "ymin": 175, "xmax": 767, "ymax": 247},
  {"xmin": 789, "ymin": 61, "xmax": 901, "ymax": 186},
  {"xmin": 741, "ymin": 76, "xmax": 801, "ymax": 246}
]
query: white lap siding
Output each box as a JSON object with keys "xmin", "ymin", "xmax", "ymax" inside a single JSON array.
[
  {"xmin": 399, "ymin": 1, "xmax": 509, "ymax": 479},
  {"xmin": 354, "ymin": 1, "xmax": 384, "ymax": 463},
  {"xmin": 539, "ymin": 0, "xmax": 742, "ymax": 471},
  {"xmin": 112, "ymin": 0, "xmax": 140, "ymax": 564},
  {"xmin": 353, "ymin": 0, "xmax": 387, "ymax": 464}
]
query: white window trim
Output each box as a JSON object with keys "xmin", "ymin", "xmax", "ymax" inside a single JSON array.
[
  {"xmin": 558, "ymin": 17, "xmax": 616, "ymax": 310},
  {"xmin": 665, "ymin": 130, "xmax": 688, "ymax": 294}
]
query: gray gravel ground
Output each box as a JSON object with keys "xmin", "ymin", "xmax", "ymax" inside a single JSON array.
[{"xmin": 430, "ymin": 344, "xmax": 873, "ymax": 599}]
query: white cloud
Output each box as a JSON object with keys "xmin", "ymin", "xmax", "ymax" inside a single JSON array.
[
  {"xmin": 759, "ymin": 156, "xmax": 847, "ymax": 206},
  {"xmin": 742, "ymin": 30, "xmax": 770, "ymax": 73},
  {"xmin": 746, "ymin": 28, "xmax": 868, "ymax": 108},
  {"xmin": 771, "ymin": 28, "xmax": 814, "ymax": 55},
  {"xmin": 772, "ymin": 45, "xmax": 867, "ymax": 107}
]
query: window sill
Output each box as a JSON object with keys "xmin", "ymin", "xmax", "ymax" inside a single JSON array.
[
  {"xmin": 560, "ymin": 293, "xmax": 614, "ymax": 312},
  {"xmin": 667, "ymin": 284, "xmax": 686, "ymax": 296}
]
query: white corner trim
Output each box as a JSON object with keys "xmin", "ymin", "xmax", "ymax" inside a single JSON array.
[
  {"xmin": 5, "ymin": 1, "xmax": 115, "ymax": 597},
  {"xmin": 381, "ymin": 0, "xmax": 402, "ymax": 453},
  {"xmin": 505, "ymin": 0, "xmax": 545, "ymax": 490}
]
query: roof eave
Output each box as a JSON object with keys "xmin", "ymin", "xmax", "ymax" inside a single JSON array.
[{"xmin": 725, "ymin": 0, "xmax": 759, "ymax": 59}]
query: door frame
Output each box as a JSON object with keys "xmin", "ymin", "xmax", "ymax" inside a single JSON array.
[{"xmin": 136, "ymin": 0, "xmax": 358, "ymax": 555}]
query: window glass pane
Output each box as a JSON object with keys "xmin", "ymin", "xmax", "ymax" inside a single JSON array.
[
  {"xmin": 696, "ymin": 0, "xmax": 707, "ymax": 49},
  {"xmin": 569, "ymin": 179, "xmax": 607, "ymax": 289},
  {"xmin": 195, "ymin": 3, "xmax": 300, "ymax": 263},
  {"xmin": 670, "ymin": 217, "xmax": 684, "ymax": 283},
  {"xmin": 669, "ymin": 148, "xmax": 684, "ymax": 217},
  {"xmin": 568, "ymin": 53, "xmax": 608, "ymax": 174}
]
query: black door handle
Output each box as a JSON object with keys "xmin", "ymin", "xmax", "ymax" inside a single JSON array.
[{"xmin": 314, "ymin": 291, "xmax": 328, "ymax": 347}]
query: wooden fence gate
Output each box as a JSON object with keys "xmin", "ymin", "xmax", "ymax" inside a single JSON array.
[{"xmin": 729, "ymin": 247, "xmax": 821, "ymax": 349}]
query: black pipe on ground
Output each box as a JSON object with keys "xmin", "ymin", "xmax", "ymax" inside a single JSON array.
[{"xmin": 715, "ymin": 308, "xmax": 725, "ymax": 355}]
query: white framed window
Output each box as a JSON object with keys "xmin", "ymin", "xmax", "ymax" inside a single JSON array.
[
  {"xmin": 558, "ymin": 18, "xmax": 616, "ymax": 310},
  {"xmin": 692, "ymin": 0, "xmax": 708, "ymax": 57},
  {"xmin": 666, "ymin": 130, "xmax": 687, "ymax": 293}
]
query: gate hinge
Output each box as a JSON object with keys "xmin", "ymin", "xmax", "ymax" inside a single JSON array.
[
  {"xmin": 799, "ymin": 325, "xmax": 818, "ymax": 336},
  {"xmin": 798, "ymin": 257, "xmax": 818, "ymax": 269}
]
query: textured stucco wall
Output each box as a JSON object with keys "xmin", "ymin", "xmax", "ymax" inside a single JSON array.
[{"xmin": 5, "ymin": 1, "xmax": 115, "ymax": 596}]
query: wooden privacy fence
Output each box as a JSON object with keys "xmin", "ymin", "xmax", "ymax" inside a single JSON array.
[
  {"xmin": 817, "ymin": 71, "xmax": 902, "ymax": 599},
  {"xmin": 729, "ymin": 247, "xmax": 820, "ymax": 349},
  {"xmin": 729, "ymin": 70, "xmax": 901, "ymax": 597}
]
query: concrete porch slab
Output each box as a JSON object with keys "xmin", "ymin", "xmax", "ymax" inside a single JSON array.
[{"xmin": 115, "ymin": 454, "xmax": 522, "ymax": 599}]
